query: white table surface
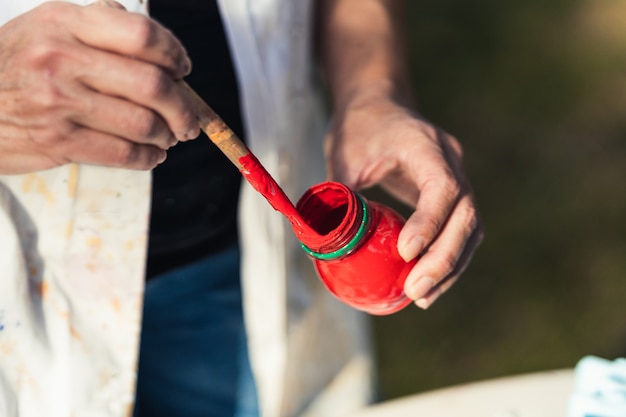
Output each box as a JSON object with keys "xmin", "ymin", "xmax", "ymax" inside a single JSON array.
[{"xmin": 349, "ymin": 369, "xmax": 575, "ymax": 417}]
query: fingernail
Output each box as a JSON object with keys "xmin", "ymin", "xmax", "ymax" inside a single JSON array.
[
  {"xmin": 158, "ymin": 151, "xmax": 167, "ymax": 164},
  {"xmin": 398, "ymin": 235, "xmax": 425, "ymax": 262},
  {"xmin": 186, "ymin": 127, "xmax": 200, "ymax": 140},
  {"xmin": 177, "ymin": 127, "xmax": 199, "ymax": 141},
  {"xmin": 415, "ymin": 298, "xmax": 430, "ymax": 310},
  {"xmin": 416, "ymin": 285, "xmax": 444, "ymax": 310},
  {"xmin": 406, "ymin": 276, "xmax": 435, "ymax": 300}
]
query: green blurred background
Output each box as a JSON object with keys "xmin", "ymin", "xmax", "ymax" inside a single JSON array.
[{"xmin": 370, "ymin": 0, "xmax": 626, "ymax": 400}]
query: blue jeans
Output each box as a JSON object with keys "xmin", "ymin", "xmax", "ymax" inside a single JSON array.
[{"xmin": 133, "ymin": 245, "xmax": 259, "ymax": 417}]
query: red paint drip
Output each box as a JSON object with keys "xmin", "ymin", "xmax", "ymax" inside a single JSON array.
[{"xmin": 238, "ymin": 153, "xmax": 321, "ymax": 241}]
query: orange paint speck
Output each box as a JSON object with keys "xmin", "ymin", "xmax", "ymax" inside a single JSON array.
[
  {"xmin": 86, "ymin": 237, "xmax": 102, "ymax": 249},
  {"xmin": 33, "ymin": 280, "xmax": 49, "ymax": 299},
  {"xmin": 40, "ymin": 280, "xmax": 49, "ymax": 299},
  {"xmin": 69, "ymin": 324, "xmax": 82, "ymax": 341},
  {"xmin": 36, "ymin": 179, "xmax": 55, "ymax": 205},
  {"xmin": 65, "ymin": 220, "xmax": 74, "ymax": 238},
  {"xmin": 111, "ymin": 298, "xmax": 121, "ymax": 313},
  {"xmin": 0, "ymin": 342, "xmax": 13, "ymax": 356},
  {"xmin": 21, "ymin": 174, "xmax": 56, "ymax": 204},
  {"xmin": 22, "ymin": 174, "xmax": 36, "ymax": 193},
  {"xmin": 67, "ymin": 163, "xmax": 79, "ymax": 198}
]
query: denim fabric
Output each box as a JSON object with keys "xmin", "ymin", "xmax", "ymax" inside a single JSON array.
[{"xmin": 133, "ymin": 245, "xmax": 259, "ymax": 417}]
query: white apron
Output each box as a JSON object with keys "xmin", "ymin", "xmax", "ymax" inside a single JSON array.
[{"xmin": 0, "ymin": 1, "xmax": 374, "ymax": 416}]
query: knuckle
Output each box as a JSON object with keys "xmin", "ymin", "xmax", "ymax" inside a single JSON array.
[
  {"xmin": 460, "ymin": 204, "xmax": 479, "ymax": 229},
  {"xmin": 96, "ymin": 0, "xmax": 127, "ymax": 10},
  {"xmin": 422, "ymin": 215, "xmax": 444, "ymax": 236},
  {"xmin": 439, "ymin": 253, "xmax": 457, "ymax": 276},
  {"xmin": 166, "ymin": 39, "xmax": 187, "ymax": 73},
  {"xmin": 33, "ymin": 83, "xmax": 64, "ymax": 110},
  {"xmin": 446, "ymin": 135, "xmax": 464, "ymax": 157},
  {"xmin": 45, "ymin": 148, "xmax": 71, "ymax": 167},
  {"xmin": 25, "ymin": 38, "xmax": 63, "ymax": 68},
  {"xmin": 34, "ymin": 128, "xmax": 65, "ymax": 146},
  {"xmin": 138, "ymin": 67, "xmax": 170, "ymax": 100},
  {"xmin": 127, "ymin": 109, "xmax": 159, "ymax": 139},
  {"xmin": 22, "ymin": 43, "xmax": 83, "ymax": 92},
  {"xmin": 109, "ymin": 143, "xmax": 162, "ymax": 169},
  {"xmin": 110, "ymin": 142, "xmax": 137, "ymax": 166},
  {"xmin": 467, "ymin": 216, "xmax": 480, "ymax": 237},
  {"xmin": 422, "ymin": 171, "xmax": 460, "ymax": 197},
  {"xmin": 177, "ymin": 106, "xmax": 197, "ymax": 132},
  {"xmin": 35, "ymin": 2, "xmax": 70, "ymax": 22},
  {"xmin": 139, "ymin": 147, "xmax": 164, "ymax": 169},
  {"xmin": 440, "ymin": 173, "xmax": 461, "ymax": 199},
  {"xmin": 129, "ymin": 16, "xmax": 159, "ymax": 49},
  {"xmin": 457, "ymin": 197, "xmax": 484, "ymax": 235}
]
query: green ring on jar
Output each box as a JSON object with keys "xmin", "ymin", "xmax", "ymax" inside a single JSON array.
[{"xmin": 300, "ymin": 193, "xmax": 369, "ymax": 260}]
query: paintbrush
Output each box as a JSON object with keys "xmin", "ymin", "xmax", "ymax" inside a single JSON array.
[
  {"xmin": 179, "ymin": 81, "xmax": 320, "ymax": 239},
  {"xmin": 179, "ymin": 81, "xmax": 249, "ymax": 169}
]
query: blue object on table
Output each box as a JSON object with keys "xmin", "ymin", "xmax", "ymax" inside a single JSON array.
[{"xmin": 567, "ymin": 355, "xmax": 626, "ymax": 417}]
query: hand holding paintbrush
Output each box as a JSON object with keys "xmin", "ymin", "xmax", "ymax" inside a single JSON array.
[{"xmin": 178, "ymin": 81, "xmax": 250, "ymax": 170}]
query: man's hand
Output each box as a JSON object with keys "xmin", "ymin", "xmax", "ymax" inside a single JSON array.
[
  {"xmin": 0, "ymin": 1, "xmax": 200, "ymax": 174},
  {"xmin": 325, "ymin": 93, "xmax": 483, "ymax": 309},
  {"xmin": 318, "ymin": 0, "xmax": 483, "ymax": 309}
]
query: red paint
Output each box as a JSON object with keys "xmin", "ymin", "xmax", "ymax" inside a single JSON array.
[
  {"xmin": 238, "ymin": 154, "xmax": 413, "ymax": 315},
  {"xmin": 296, "ymin": 181, "xmax": 416, "ymax": 315},
  {"xmin": 238, "ymin": 153, "xmax": 320, "ymax": 241}
]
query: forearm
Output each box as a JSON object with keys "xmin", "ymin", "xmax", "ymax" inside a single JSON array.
[
  {"xmin": 315, "ymin": 0, "xmax": 414, "ymax": 112},
  {"xmin": 315, "ymin": 0, "xmax": 483, "ymax": 309}
]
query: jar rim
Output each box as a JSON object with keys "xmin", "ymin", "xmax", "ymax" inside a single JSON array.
[{"xmin": 300, "ymin": 193, "xmax": 369, "ymax": 260}]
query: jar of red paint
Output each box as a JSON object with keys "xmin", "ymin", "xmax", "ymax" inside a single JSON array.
[{"xmin": 295, "ymin": 181, "xmax": 417, "ymax": 315}]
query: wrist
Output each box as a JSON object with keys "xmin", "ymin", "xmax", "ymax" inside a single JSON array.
[{"xmin": 333, "ymin": 78, "xmax": 414, "ymax": 117}]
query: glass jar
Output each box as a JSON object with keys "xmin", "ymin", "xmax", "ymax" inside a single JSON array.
[{"xmin": 295, "ymin": 181, "xmax": 416, "ymax": 315}]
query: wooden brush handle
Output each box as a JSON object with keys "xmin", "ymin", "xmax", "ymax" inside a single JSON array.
[{"xmin": 179, "ymin": 81, "xmax": 250, "ymax": 170}]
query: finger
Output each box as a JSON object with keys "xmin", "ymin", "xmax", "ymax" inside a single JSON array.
[
  {"xmin": 70, "ymin": 86, "xmax": 177, "ymax": 150},
  {"xmin": 414, "ymin": 225, "xmax": 484, "ymax": 309},
  {"xmin": 77, "ymin": 50, "xmax": 199, "ymax": 141},
  {"xmin": 65, "ymin": 3, "xmax": 191, "ymax": 78},
  {"xmin": 396, "ymin": 158, "xmax": 462, "ymax": 261},
  {"xmin": 58, "ymin": 126, "xmax": 167, "ymax": 170},
  {"xmin": 402, "ymin": 194, "xmax": 480, "ymax": 301}
]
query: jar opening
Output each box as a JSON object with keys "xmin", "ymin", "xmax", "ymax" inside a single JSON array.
[{"xmin": 295, "ymin": 181, "xmax": 362, "ymax": 255}]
